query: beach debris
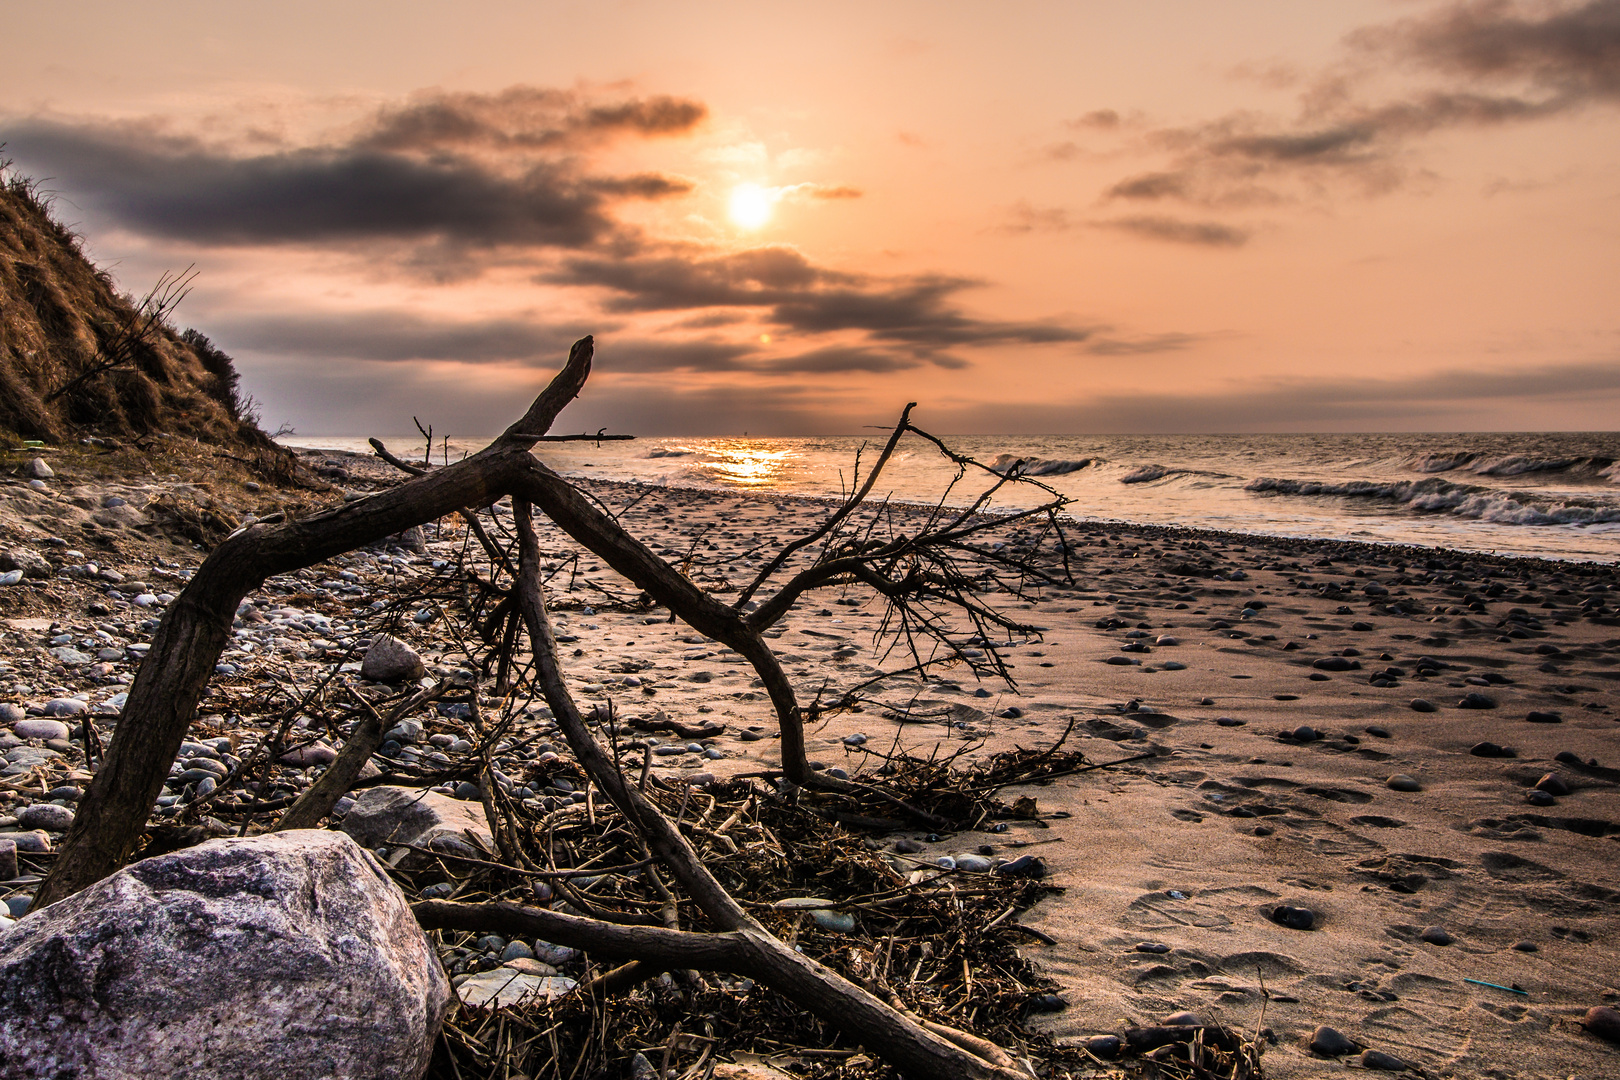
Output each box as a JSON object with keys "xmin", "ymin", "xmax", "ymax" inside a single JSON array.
[{"xmin": 1464, "ymin": 978, "xmax": 1529, "ymax": 996}]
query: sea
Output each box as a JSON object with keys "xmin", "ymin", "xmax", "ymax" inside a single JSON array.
[{"xmin": 286, "ymin": 432, "xmax": 1620, "ymax": 564}]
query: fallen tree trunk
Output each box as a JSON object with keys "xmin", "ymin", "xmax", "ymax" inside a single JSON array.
[{"xmin": 38, "ymin": 337, "xmax": 598, "ymax": 906}]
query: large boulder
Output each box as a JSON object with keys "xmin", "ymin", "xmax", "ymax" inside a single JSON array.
[
  {"xmin": 341, "ymin": 785, "xmax": 495, "ymax": 866},
  {"xmin": 0, "ymin": 830, "xmax": 449, "ymax": 1079}
]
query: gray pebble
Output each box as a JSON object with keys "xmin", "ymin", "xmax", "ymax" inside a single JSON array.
[
  {"xmin": 17, "ymin": 804, "xmax": 74, "ymax": 831},
  {"xmin": 1386, "ymin": 774, "xmax": 1422, "ymax": 792},
  {"xmin": 1419, "ymin": 925, "xmax": 1453, "ymax": 946},
  {"xmin": 13, "ymin": 718, "xmax": 70, "ymax": 741}
]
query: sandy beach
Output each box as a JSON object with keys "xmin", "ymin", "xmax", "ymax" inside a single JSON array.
[
  {"xmin": 2, "ymin": 446, "xmax": 1617, "ymax": 1078},
  {"xmin": 511, "ymin": 478, "xmax": 1619, "ymax": 1078}
]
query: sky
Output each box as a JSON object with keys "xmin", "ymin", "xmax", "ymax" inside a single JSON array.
[{"xmin": 2, "ymin": 0, "xmax": 1617, "ymax": 436}]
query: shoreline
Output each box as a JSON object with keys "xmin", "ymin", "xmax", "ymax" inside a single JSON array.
[
  {"xmin": 300, "ymin": 444, "xmax": 1620, "ymax": 570},
  {"xmin": 2, "ymin": 444, "xmax": 1616, "ymax": 1076}
]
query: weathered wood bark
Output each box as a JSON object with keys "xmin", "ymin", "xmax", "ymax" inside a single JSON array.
[
  {"xmin": 432, "ymin": 501, "xmax": 1024, "ymax": 1080},
  {"xmin": 414, "ymin": 901, "xmax": 1025, "ymax": 1080},
  {"xmin": 37, "ymin": 337, "xmax": 597, "ymax": 906},
  {"xmin": 38, "ymin": 332, "xmax": 995, "ymax": 902}
]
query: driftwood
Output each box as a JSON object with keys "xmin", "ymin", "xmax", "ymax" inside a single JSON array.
[{"xmin": 35, "ymin": 335, "xmax": 1079, "ymax": 1078}]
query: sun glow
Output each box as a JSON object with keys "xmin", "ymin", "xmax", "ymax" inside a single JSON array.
[{"xmin": 728, "ymin": 183, "xmax": 774, "ymax": 229}]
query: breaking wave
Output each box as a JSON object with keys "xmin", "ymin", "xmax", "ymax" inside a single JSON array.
[
  {"xmin": 646, "ymin": 448, "xmax": 690, "ymax": 458},
  {"xmin": 988, "ymin": 454, "xmax": 1095, "ymax": 476},
  {"xmin": 1246, "ymin": 475, "xmax": 1620, "ymax": 526},
  {"xmin": 1404, "ymin": 451, "xmax": 1616, "ymax": 481},
  {"xmin": 1119, "ymin": 464, "xmax": 1232, "ymax": 484}
]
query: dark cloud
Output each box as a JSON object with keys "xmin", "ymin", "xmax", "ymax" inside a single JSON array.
[
  {"xmin": 1097, "ymin": 216, "xmax": 1250, "ymax": 247},
  {"xmin": 1105, "ymin": 171, "xmax": 1190, "ymax": 200},
  {"xmin": 555, "ymin": 249, "xmax": 1091, "ymax": 352},
  {"xmin": 357, "ymin": 87, "xmax": 708, "ymax": 153},
  {"xmin": 6, "ymin": 87, "xmax": 701, "ymax": 253},
  {"xmin": 1069, "ymin": 109, "xmax": 1122, "ymax": 130},
  {"xmin": 207, "ymin": 311, "xmax": 592, "ymax": 364},
  {"xmin": 762, "ymin": 346, "xmax": 968, "ymax": 374},
  {"xmin": 1358, "ymin": 0, "xmax": 1620, "ymax": 104},
  {"xmin": 1088, "ymin": 1, "xmax": 1620, "ymax": 219}
]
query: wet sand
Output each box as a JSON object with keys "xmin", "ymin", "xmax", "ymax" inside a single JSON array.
[{"xmin": 534, "ymin": 479, "xmax": 1619, "ymax": 1078}]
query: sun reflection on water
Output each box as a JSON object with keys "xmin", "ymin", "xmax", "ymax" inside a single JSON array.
[{"xmin": 694, "ymin": 440, "xmax": 796, "ymax": 488}]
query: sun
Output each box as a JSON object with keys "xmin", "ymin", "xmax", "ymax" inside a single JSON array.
[{"xmin": 728, "ymin": 183, "xmax": 774, "ymax": 229}]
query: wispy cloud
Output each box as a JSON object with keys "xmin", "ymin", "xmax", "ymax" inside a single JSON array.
[{"xmin": 1084, "ymin": 1, "xmax": 1620, "ymax": 223}]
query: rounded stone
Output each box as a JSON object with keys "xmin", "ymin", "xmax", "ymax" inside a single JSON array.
[
  {"xmin": 1386, "ymin": 774, "xmax": 1423, "ymax": 792},
  {"xmin": 1308, "ymin": 1025, "xmax": 1359, "ymax": 1056},
  {"xmin": 1360, "ymin": 1049, "xmax": 1407, "ymax": 1071},
  {"xmin": 1534, "ymin": 772, "xmax": 1570, "ymax": 796},
  {"xmin": 1271, "ymin": 905, "xmax": 1316, "ymax": 930},
  {"xmin": 1419, "ymin": 925, "xmax": 1453, "ymax": 946},
  {"xmin": 13, "ymin": 718, "xmax": 71, "ymax": 741},
  {"xmin": 16, "ymin": 803, "xmax": 74, "ymax": 831},
  {"xmin": 1583, "ymin": 1006, "xmax": 1620, "ymax": 1043},
  {"xmin": 1083, "ymin": 1035, "xmax": 1121, "ymax": 1059},
  {"xmin": 1409, "ymin": 698, "xmax": 1437, "ymax": 713}
]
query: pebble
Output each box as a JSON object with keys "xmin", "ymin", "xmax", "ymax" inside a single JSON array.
[
  {"xmin": 1409, "ymin": 698, "xmax": 1437, "ymax": 713},
  {"xmin": 0, "ymin": 838, "xmax": 15, "ymax": 880},
  {"xmin": 894, "ymin": 838, "xmax": 925, "ymax": 854},
  {"xmin": 1512, "ymin": 940, "xmax": 1539, "ymax": 952},
  {"xmin": 1534, "ymin": 772, "xmax": 1570, "ymax": 796},
  {"xmin": 954, "ymin": 854, "xmax": 993, "ymax": 873},
  {"xmin": 994, "ymin": 854, "xmax": 1046, "ymax": 878},
  {"xmin": 4, "ymin": 895, "xmax": 31, "ymax": 918},
  {"xmin": 1386, "ymin": 774, "xmax": 1423, "ymax": 792},
  {"xmin": 1525, "ymin": 710, "xmax": 1563, "ymax": 724},
  {"xmin": 1469, "ymin": 741, "xmax": 1514, "ymax": 758},
  {"xmin": 41, "ymin": 699, "xmax": 88, "ymax": 718},
  {"xmin": 1216, "ymin": 716, "xmax": 1245, "ymax": 727},
  {"xmin": 17, "ymin": 803, "xmax": 74, "ymax": 831},
  {"xmin": 1135, "ymin": 942, "xmax": 1171, "ymax": 953},
  {"xmin": 810, "ymin": 909, "xmax": 856, "ymax": 933},
  {"xmin": 1583, "ymin": 1006, "xmax": 1620, "ymax": 1043},
  {"xmin": 1525, "ymin": 789, "xmax": 1557, "ymax": 806},
  {"xmin": 1419, "ymin": 925, "xmax": 1453, "ymax": 945},
  {"xmin": 1161, "ymin": 1010, "xmax": 1201, "ymax": 1026},
  {"xmin": 13, "ymin": 718, "xmax": 71, "ymax": 741},
  {"xmin": 1084, "ymin": 1034, "xmax": 1121, "ymax": 1059},
  {"xmin": 1308, "ymin": 1025, "xmax": 1359, "ymax": 1056},
  {"xmin": 1311, "ymin": 657, "xmax": 1359, "ymax": 672},
  {"xmin": 1360, "ymin": 1049, "xmax": 1407, "ymax": 1071},
  {"xmin": 1458, "ymin": 692, "xmax": 1495, "ymax": 709},
  {"xmin": 1292, "ymin": 725, "xmax": 1319, "ymax": 743},
  {"xmin": 1271, "ymin": 905, "xmax": 1316, "ymax": 930}
]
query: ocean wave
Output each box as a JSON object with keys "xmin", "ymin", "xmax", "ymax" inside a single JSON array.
[
  {"xmin": 1407, "ymin": 452, "xmax": 1481, "ymax": 473},
  {"xmin": 1246, "ymin": 475, "xmax": 1620, "ymax": 526},
  {"xmin": 988, "ymin": 453, "xmax": 1095, "ymax": 476},
  {"xmin": 646, "ymin": 448, "xmax": 690, "ymax": 458},
  {"xmin": 1118, "ymin": 464, "xmax": 1232, "ymax": 485},
  {"xmin": 1404, "ymin": 451, "xmax": 1616, "ymax": 480}
]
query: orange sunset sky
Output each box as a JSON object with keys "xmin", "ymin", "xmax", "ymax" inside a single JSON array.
[{"xmin": 3, "ymin": 1, "xmax": 1617, "ymax": 436}]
